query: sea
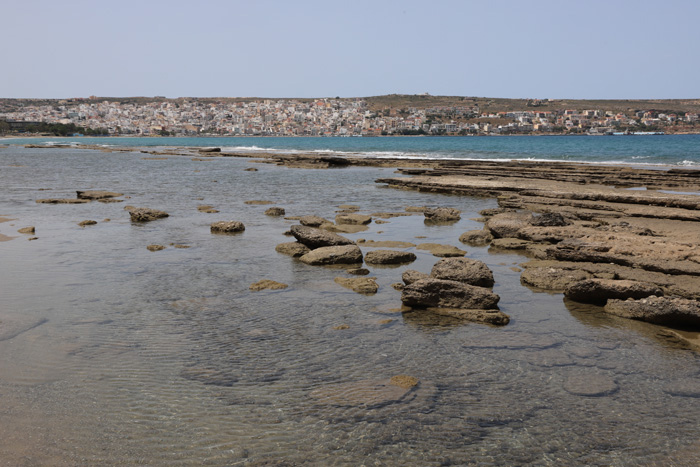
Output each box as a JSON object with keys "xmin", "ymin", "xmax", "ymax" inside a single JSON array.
[
  {"xmin": 3, "ymin": 133, "xmax": 700, "ymax": 166},
  {"xmin": 0, "ymin": 136, "xmax": 699, "ymax": 465}
]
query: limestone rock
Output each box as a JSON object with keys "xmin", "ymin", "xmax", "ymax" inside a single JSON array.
[
  {"xmin": 604, "ymin": 296, "xmax": 700, "ymax": 328},
  {"xmin": 485, "ymin": 212, "xmax": 531, "ymax": 238},
  {"xmin": 565, "ymin": 279, "xmax": 663, "ymax": 305},
  {"xmin": 290, "ymin": 225, "xmax": 354, "ymax": 249},
  {"xmin": 459, "ymin": 230, "xmax": 493, "ymax": 246},
  {"xmin": 299, "ymin": 215, "xmax": 329, "ymax": 227},
  {"xmin": 430, "ymin": 257, "xmax": 495, "ymax": 288},
  {"xmin": 424, "ymin": 307, "xmax": 510, "ymax": 326},
  {"xmin": 356, "ymin": 240, "xmax": 416, "ymax": 248},
  {"xmin": 416, "ymin": 243, "xmax": 466, "ymax": 257},
  {"xmin": 402, "ymin": 269, "xmax": 430, "ymax": 285},
  {"xmin": 364, "ymin": 249, "xmax": 417, "ymax": 265},
  {"xmin": 197, "ymin": 205, "xmax": 219, "ymax": 213},
  {"xmin": 424, "ymin": 207, "xmax": 461, "ymax": 222},
  {"xmin": 335, "ymin": 213, "xmax": 372, "ymax": 225},
  {"xmin": 490, "ymin": 238, "xmax": 531, "ymax": 250},
  {"xmin": 265, "ymin": 207, "xmax": 286, "ymax": 216},
  {"xmin": 147, "ymin": 244, "xmax": 165, "ymax": 252},
  {"xmin": 334, "ymin": 276, "xmax": 378, "ymax": 294},
  {"xmin": 401, "ymin": 278, "xmax": 500, "ymax": 310},
  {"xmin": 127, "ymin": 207, "xmax": 169, "ymax": 222},
  {"xmin": 521, "ymin": 267, "xmax": 592, "ymax": 291},
  {"xmin": 299, "ymin": 245, "xmax": 363, "ymax": 265},
  {"xmin": 36, "ymin": 198, "xmax": 90, "ymax": 204},
  {"xmin": 275, "ymin": 242, "xmax": 311, "ymax": 257},
  {"xmin": 210, "ymin": 221, "xmax": 245, "ymax": 234},
  {"xmin": 17, "ymin": 226, "xmax": 35, "ymax": 234},
  {"xmin": 529, "ymin": 212, "xmax": 571, "ymax": 227},
  {"xmin": 244, "ymin": 200, "xmax": 273, "ymax": 205},
  {"xmin": 76, "ymin": 190, "xmax": 123, "ymax": 200},
  {"xmin": 250, "ymin": 280, "xmax": 289, "ymax": 291},
  {"xmin": 346, "ymin": 267, "xmax": 370, "ymax": 276},
  {"xmin": 78, "ymin": 220, "xmax": 97, "ymax": 227}
]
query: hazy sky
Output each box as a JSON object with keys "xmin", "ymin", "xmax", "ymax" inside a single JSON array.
[{"xmin": 3, "ymin": 0, "xmax": 699, "ymax": 99}]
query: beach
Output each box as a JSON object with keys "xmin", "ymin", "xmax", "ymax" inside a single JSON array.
[{"xmin": 1, "ymin": 141, "xmax": 699, "ymax": 465}]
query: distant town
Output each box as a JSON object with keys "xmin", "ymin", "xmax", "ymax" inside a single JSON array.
[{"xmin": 1, "ymin": 95, "xmax": 699, "ymax": 137}]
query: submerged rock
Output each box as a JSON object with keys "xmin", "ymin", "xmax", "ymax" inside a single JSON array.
[
  {"xmin": 290, "ymin": 225, "xmax": 355, "ymax": 249},
  {"xmin": 36, "ymin": 198, "xmax": 89, "ymax": 204},
  {"xmin": 335, "ymin": 213, "xmax": 372, "ymax": 225},
  {"xmin": 127, "ymin": 207, "xmax": 169, "ymax": 222},
  {"xmin": 147, "ymin": 244, "xmax": 166, "ymax": 252},
  {"xmin": 364, "ymin": 249, "xmax": 417, "ymax": 265},
  {"xmin": 346, "ymin": 267, "xmax": 370, "ymax": 276},
  {"xmin": 334, "ymin": 276, "xmax": 379, "ymax": 294},
  {"xmin": 563, "ymin": 371, "xmax": 619, "ymax": 397},
  {"xmin": 604, "ymin": 296, "xmax": 700, "ymax": 328},
  {"xmin": 416, "ymin": 243, "xmax": 466, "ymax": 257},
  {"xmin": 17, "ymin": 226, "xmax": 35, "ymax": 234},
  {"xmin": 565, "ymin": 279, "xmax": 663, "ymax": 305},
  {"xmin": 309, "ymin": 377, "xmax": 419, "ymax": 408},
  {"xmin": 299, "ymin": 244, "xmax": 363, "ymax": 265},
  {"xmin": 210, "ymin": 221, "xmax": 245, "ymax": 233},
  {"xmin": 249, "ymin": 279, "xmax": 289, "ymax": 291},
  {"xmin": 197, "ymin": 205, "xmax": 219, "ymax": 213},
  {"xmin": 78, "ymin": 220, "xmax": 97, "ymax": 227},
  {"xmin": 76, "ymin": 190, "xmax": 123, "ymax": 200},
  {"xmin": 430, "ymin": 257, "xmax": 495, "ymax": 288}
]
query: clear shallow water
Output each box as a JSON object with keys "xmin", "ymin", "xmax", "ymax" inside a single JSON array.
[
  {"xmin": 3, "ymin": 133, "xmax": 700, "ymax": 166},
  {"xmin": 1, "ymin": 145, "xmax": 699, "ymax": 465}
]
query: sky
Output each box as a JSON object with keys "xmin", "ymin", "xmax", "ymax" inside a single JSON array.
[{"xmin": 2, "ymin": 0, "xmax": 699, "ymax": 99}]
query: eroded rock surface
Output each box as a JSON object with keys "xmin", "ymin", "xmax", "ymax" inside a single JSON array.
[
  {"xmin": 565, "ymin": 279, "xmax": 663, "ymax": 304},
  {"xmin": 334, "ymin": 276, "xmax": 378, "ymax": 294},
  {"xmin": 364, "ymin": 250, "xmax": 417, "ymax": 265},
  {"xmin": 402, "ymin": 279, "xmax": 500, "ymax": 310},
  {"xmin": 604, "ymin": 296, "xmax": 700, "ymax": 328},
  {"xmin": 128, "ymin": 207, "xmax": 169, "ymax": 222},
  {"xmin": 290, "ymin": 225, "xmax": 354, "ymax": 249},
  {"xmin": 299, "ymin": 245, "xmax": 363, "ymax": 265},
  {"xmin": 430, "ymin": 257, "xmax": 495, "ymax": 288},
  {"xmin": 210, "ymin": 221, "xmax": 245, "ymax": 233}
]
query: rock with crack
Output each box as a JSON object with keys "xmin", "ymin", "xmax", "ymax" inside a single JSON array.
[
  {"xmin": 402, "ymin": 278, "xmax": 500, "ymax": 310},
  {"xmin": 565, "ymin": 279, "xmax": 663, "ymax": 305},
  {"xmin": 604, "ymin": 296, "xmax": 700, "ymax": 328}
]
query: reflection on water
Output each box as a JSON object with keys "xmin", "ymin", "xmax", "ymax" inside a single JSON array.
[{"xmin": 1, "ymin": 146, "xmax": 699, "ymax": 465}]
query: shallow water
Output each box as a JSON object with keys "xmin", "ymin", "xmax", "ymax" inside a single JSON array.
[{"xmin": 1, "ymin": 146, "xmax": 699, "ymax": 465}]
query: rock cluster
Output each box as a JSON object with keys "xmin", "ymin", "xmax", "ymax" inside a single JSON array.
[{"xmin": 400, "ymin": 257, "xmax": 507, "ymax": 326}]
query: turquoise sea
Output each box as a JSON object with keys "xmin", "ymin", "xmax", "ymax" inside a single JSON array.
[
  {"xmin": 1, "ymin": 137, "xmax": 699, "ymax": 464},
  {"xmin": 4, "ymin": 134, "xmax": 700, "ymax": 166}
]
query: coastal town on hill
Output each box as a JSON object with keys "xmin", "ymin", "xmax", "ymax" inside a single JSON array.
[{"xmin": 1, "ymin": 95, "xmax": 699, "ymax": 137}]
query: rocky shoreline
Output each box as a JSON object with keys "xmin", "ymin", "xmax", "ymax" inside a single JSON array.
[{"xmin": 15, "ymin": 143, "xmax": 700, "ymax": 348}]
